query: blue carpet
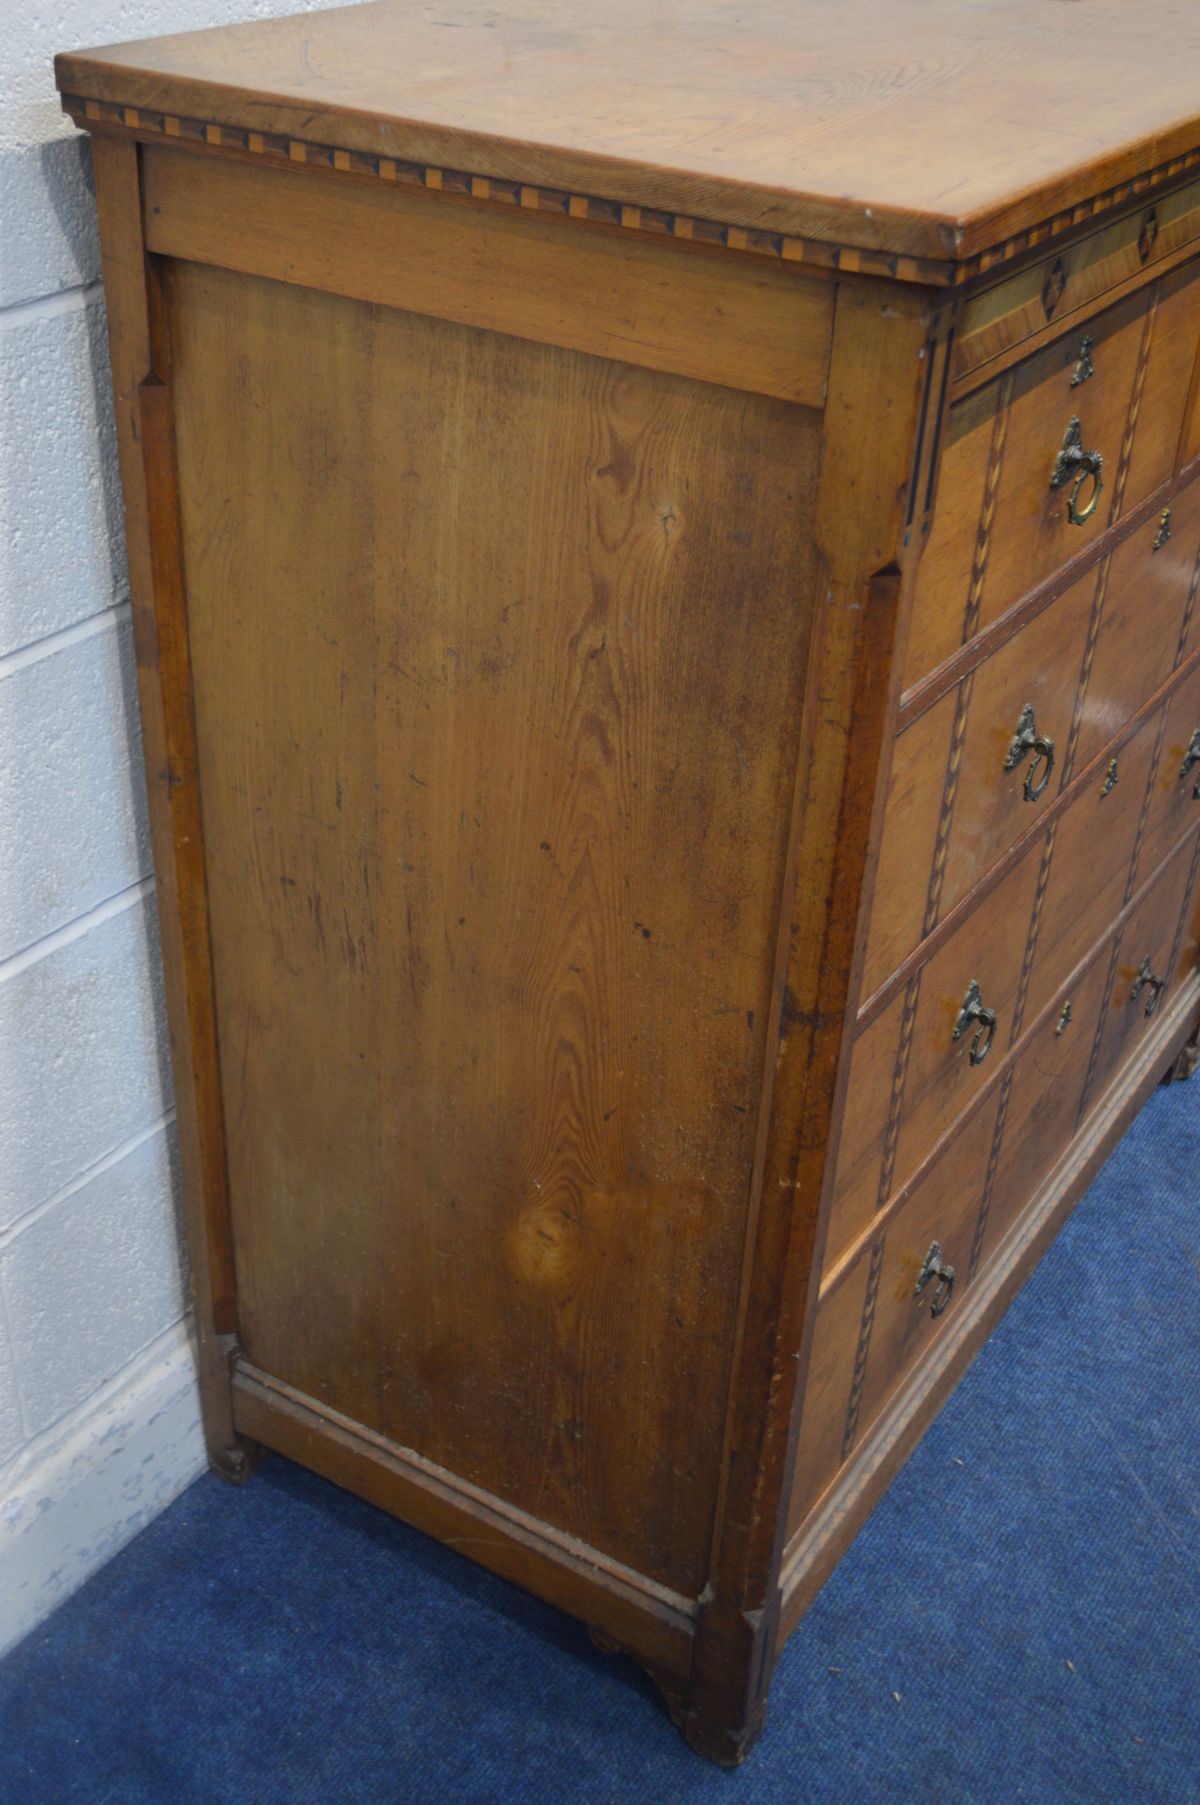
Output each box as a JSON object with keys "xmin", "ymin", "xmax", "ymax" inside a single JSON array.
[{"xmin": 2, "ymin": 1081, "xmax": 1198, "ymax": 1804}]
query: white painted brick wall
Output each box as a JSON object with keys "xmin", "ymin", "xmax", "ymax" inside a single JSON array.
[
  {"xmin": 1, "ymin": 0, "xmax": 341, "ymax": 1652},
  {"xmin": 4, "ymin": 1123, "xmax": 186, "ymax": 1435},
  {"xmin": 0, "ymin": 610, "xmax": 151, "ymax": 959},
  {"xmin": 0, "ymin": 289, "xmax": 125, "ymax": 656}
]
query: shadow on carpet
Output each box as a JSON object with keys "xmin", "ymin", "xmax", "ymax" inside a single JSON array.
[{"xmin": 1, "ymin": 1081, "xmax": 1197, "ymax": 1803}]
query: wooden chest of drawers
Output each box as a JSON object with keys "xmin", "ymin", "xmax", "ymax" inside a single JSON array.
[{"xmin": 56, "ymin": 0, "xmax": 1200, "ymax": 1763}]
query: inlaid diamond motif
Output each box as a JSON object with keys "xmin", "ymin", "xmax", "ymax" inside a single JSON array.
[{"xmin": 1041, "ymin": 256, "xmax": 1068, "ymax": 319}]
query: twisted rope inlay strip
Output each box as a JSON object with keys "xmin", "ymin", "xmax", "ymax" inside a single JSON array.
[
  {"xmin": 961, "ymin": 375, "xmax": 1014, "ymax": 647},
  {"xmin": 1011, "ymin": 824, "xmax": 1060, "ymax": 1045},
  {"xmin": 841, "ymin": 1235, "xmax": 887, "ymax": 1460},
  {"xmin": 917, "ymin": 374, "xmax": 1012, "ymax": 942},
  {"xmin": 1062, "ymin": 555, "xmax": 1113, "ymax": 784},
  {"xmin": 1173, "ymin": 533, "xmax": 1200, "ymax": 669},
  {"xmin": 968, "ymin": 1071, "xmax": 1014, "ymax": 1281},
  {"xmin": 1110, "ymin": 288, "xmax": 1161, "ymax": 524},
  {"xmin": 1127, "ymin": 707, "xmax": 1171, "ymax": 907},
  {"xmin": 1077, "ymin": 935, "xmax": 1125, "ymax": 1131},
  {"xmin": 922, "ymin": 672, "xmax": 976, "ymax": 941},
  {"xmin": 874, "ymin": 971, "xmax": 923, "ymax": 1216}
]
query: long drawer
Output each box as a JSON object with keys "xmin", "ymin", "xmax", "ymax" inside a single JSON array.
[
  {"xmin": 835, "ymin": 669, "xmax": 1199, "ymax": 1263},
  {"xmin": 867, "ymin": 475, "xmax": 1200, "ymax": 1000},
  {"xmin": 903, "ymin": 259, "xmax": 1200, "ymax": 693},
  {"xmin": 790, "ymin": 831, "xmax": 1200, "ymax": 1536}
]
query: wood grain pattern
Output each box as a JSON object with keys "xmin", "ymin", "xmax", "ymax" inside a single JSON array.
[
  {"xmin": 831, "ymin": 837, "xmax": 1043, "ymax": 1262},
  {"xmin": 1139, "ymin": 660, "xmax": 1200, "ymax": 884},
  {"xmin": 66, "ymin": 14, "xmax": 1200, "ymax": 1763},
  {"xmin": 779, "ymin": 961, "xmax": 1200, "ymax": 1638},
  {"xmin": 166, "ymin": 255, "xmax": 821, "ymax": 1596},
  {"xmin": 89, "ymin": 137, "xmax": 259, "ymax": 1481},
  {"xmin": 53, "ymin": 0, "xmax": 1200, "ymax": 268},
  {"xmin": 683, "ymin": 281, "xmax": 936, "ymax": 1763},
  {"xmin": 956, "ymin": 181, "xmax": 1200, "ymax": 387},
  {"xmin": 142, "ymin": 144, "xmax": 834, "ymax": 409},
  {"xmin": 1073, "ymin": 474, "xmax": 1200, "ymax": 772},
  {"xmin": 1083, "ymin": 831, "xmax": 1199, "ymax": 1110},
  {"xmin": 902, "ymin": 289, "xmax": 1153, "ymax": 691}
]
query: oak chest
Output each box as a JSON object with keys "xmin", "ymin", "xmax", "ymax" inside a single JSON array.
[{"xmin": 56, "ymin": 0, "xmax": 1200, "ymax": 1762}]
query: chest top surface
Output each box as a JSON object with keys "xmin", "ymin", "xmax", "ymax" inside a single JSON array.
[{"xmin": 56, "ymin": 0, "xmax": 1200, "ymax": 271}]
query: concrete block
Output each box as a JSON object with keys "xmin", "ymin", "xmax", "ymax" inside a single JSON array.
[
  {"xmin": 0, "ymin": 610, "xmax": 151, "ymax": 962},
  {"xmin": 0, "ymin": 890, "xmax": 171, "ymax": 1230},
  {"xmin": 0, "ymin": 290, "xmax": 125, "ymax": 657},
  {"xmin": 0, "ymin": 133, "xmax": 100, "ymax": 311},
  {"xmin": 1, "ymin": 0, "xmax": 340, "ymax": 306},
  {"xmin": 2, "ymin": 1122, "xmax": 185, "ymax": 1435}
]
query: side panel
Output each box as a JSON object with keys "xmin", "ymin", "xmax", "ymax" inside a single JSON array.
[{"xmin": 164, "ymin": 255, "xmax": 822, "ymax": 1595}]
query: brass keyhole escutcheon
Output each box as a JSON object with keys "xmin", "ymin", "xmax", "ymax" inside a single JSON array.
[
  {"xmin": 915, "ymin": 1241, "xmax": 956, "ymax": 1318},
  {"xmin": 1100, "ymin": 758, "xmax": 1119, "ymax": 798},
  {"xmin": 1070, "ymin": 336, "xmax": 1094, "ymax": 386},
  {"xmin": 1130, "ymin": 955, "xmax": 1166, "ymax": 1018},
  {"xmin": 953, "ymin": 979, "xmax": 997, "ymax": 1066},
  {"xmin": 1050, "ymin": 416, "xmax": 1103, "ymax": 526},
  {"xmin": 1005, "ymin": 703, "xmax": 1056, "ymax": 801},
  {"xmin": 1056, "ymin": 1000, "xmax": 1073, "ymax": 1036},
  {"xmin": 1153, "ymin": 507, "xmax": 1171, "ymax": 552}
]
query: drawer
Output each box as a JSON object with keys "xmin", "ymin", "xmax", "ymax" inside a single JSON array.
[
  {"xmin": 798, "ymin": 834, "xmax": 1199, "ymax": 1532},
  {"xmin": 834, "ymin": 837, "xmax": 1044, "ymax": 1261},
  {"xmin": 871, "ymin": 490, "xmax": 1200, "ymax": 1002},
  {"xmin": 1087, "ymin": 830, "xmax": 1200, "ymax": 1105},
  {"xmin": 1120, "ymin": 262, "xmax": 1200, "ymax": 506},
  {"xmin": 842, "ymin": 699, "xmax": 1168, "ymax": 1263},
  {"xmin": 956, "ymin": 187, "xmax": 1200, "ymax": 384},
  {"xmin": 1021, "ymin": 701, "xmax": 1162, "ymax": 1028},
  {"xmin": 904, "ymin": 266, "xmax": 1200, "ymax": 692},
  {"xmin": 978, "ymin": 948, "xmax": 1114, "ymax": 1270},
  {"xmin": 1071, "ymin": 474, "xmax": 1200, "ymax": 773},
  {"xmin": 790, "ymin": 1087, "xmax": 1004, "ymax": 1528},
  {"xmin": 868, "ymin": 560, "xmax": 1097, "ymax": 1000},
  {"xmin": 1137, "ymin": 656, "xmax": 1200, "ymax": 884}
]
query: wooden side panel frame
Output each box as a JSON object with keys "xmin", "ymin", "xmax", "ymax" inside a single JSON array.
[
  {"xmin": 90, "ymin": 135, "xmax": 255, "ymax": 1479},
  {"xmin": 140, "ymin": 142, "xmax": 834, "ymax": 408}
]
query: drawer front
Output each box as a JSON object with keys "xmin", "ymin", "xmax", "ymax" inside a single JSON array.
[
  {"xmin": 793, "ymin": 840, "xmax": 1199, "ymax": 1538},
  {"xmin": 1087, "ymin": 831, "xmax": 1200, "ymax": 1105},
  {"xmin": 840, "ymin": 691, "xmax": 1183, "ymax": 1264},
  {"xmin": 868, "ymin": 562, "xmax": 1096, "ymax": 1000},
  {"xmin": 834, "ymin": 838, "xmax": 1044, "ymax": 1260},
  {"xmin": 904, "ymin": 264, "xmax": 1200, "ymax": 691},
  {"xmin": 1137, "ymin": 656, "xmax": 1200, "ymax": 884},
  {"xmin": 789, "ymin": 1088, "xmax": 1003, "ymax": 1531},
  {"xmin": 956, "ymin": 185, "xmax": 1200, "ymax": 385},
  {"xmin": 1021, "ymin": 700, "xmax": 1163, "ymax": 1028},
  {"xmin": 977, "ymin": 949, "xmax": 1114, "ymax": 1270},
  {"xmin": 869, "ymin": 485, "xmax": 1200, "ymax": 1004},
  {"xmin": 1071, "ymin": 474, "xmax": 1200, "ymax": 773}
]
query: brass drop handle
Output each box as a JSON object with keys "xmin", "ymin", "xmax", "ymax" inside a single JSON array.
[
  {"xmin": 953, "ymin": 978, "xmax": 997, "ymax": 1066},
  {"xmin": 1180, "ymin": 728, "xmax": 1200, "ymax": 799},
  {"xmin": 1130, "ymin": 955, "xmax": 1166, "ymax": 1018},
  {"xmin": 915, "ymin": 1241, "xmax": 956, "ymax": 1318},
  {"xmin": 1005, "ymin": 703, "xmax": 1057, "ymax": 801},
  {"xmin": 1050, "ymin": 416, "xmax": 1104, "ymax": 526}
]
